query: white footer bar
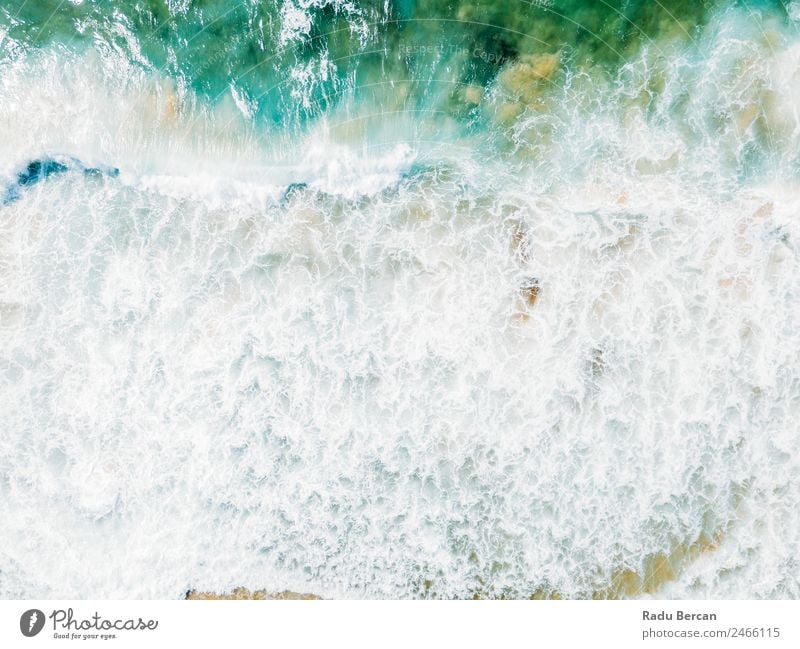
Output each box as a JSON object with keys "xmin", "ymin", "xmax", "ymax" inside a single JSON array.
[{"xmin": 0, "ymin": 600, "xmax": 797, "ymax": 648}]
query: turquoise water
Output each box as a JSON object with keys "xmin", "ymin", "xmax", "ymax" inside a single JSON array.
[
  {"xmin": 1, "ymin": 1, "xmax": 800, "ymax": 599},
  {"xmin": 4, "ymin": 1, "xmax": 718, "ymax": 120}
]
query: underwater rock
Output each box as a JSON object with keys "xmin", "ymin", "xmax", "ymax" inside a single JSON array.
[
  {"xmin": 488, "ymin": 52, "xmax": 559, "ymax": 126},
  {"xmin": 753, "ymin": 201, "xmax": 774, "ymax": 220},
  {"xmin": 526, "ymin": 528, "xmax": 726, "ymax": 599},
  {"xmin": 735, "ymin": 103, "xmax": 760, "ymax": 133},
  {"xmin": 594, "ymin": 530, "xmax": 725, "ymax": 599},
  {"xmin": 510, "ymin": 220, "xmax": 531, "ymax": 262},
  {"xmin": 497, "ymin": 53, "xmax": 559, "ymax": 104},
  {"xmin": 463, "ymin": 84, "xmax": 484, "ymax": 105},
  {"xmin": 495, "ymin": 101, "xmax": 524, "ymax": 124},
  {"xmin": 606, "ymin": 224, "xmax": 639, "ymax": 254},
  {"xmin": 513, "ymin": 277, "xmax": 541, "ymax": 323},
  {"xmin": 521, "ymin": 277, "xmax": 540, "ymax": 307},
  {"xmin": 186, "ymin": 587, "xmax": 320, "ymax": 600}
]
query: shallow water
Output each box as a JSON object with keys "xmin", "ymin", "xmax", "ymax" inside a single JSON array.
[{"xmin": 1, "ymin": 1, "xmax": 799, "ymax": 598}]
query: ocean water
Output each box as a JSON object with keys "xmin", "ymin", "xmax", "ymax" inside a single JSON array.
[{"xmin": 1, "ymin": 0, "xmax": 799, "ymax": 599}]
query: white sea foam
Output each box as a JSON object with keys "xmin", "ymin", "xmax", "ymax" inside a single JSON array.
[
  {"xmin": 278, "ymin": 0, "xmax": 370, "ymax": 48},
  {"xmin": 0, "ymin": 8, "xmax": 799, "ymax": 599}
]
